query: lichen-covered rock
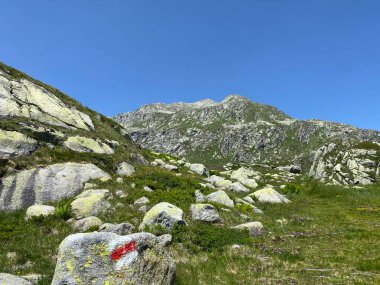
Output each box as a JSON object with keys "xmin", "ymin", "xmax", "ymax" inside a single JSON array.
[
  {"xmin": 0, "ymin": 163, "xmax": 110, "ymax": 211},
  {"xmin": 251, "ymin": 188, "xmax": 290, "ymax": 203},
  {"xmin": 238, "ymin": 178, "xmax": 258, "ymax": 189},
  {"xmin": 116, "ymin": 162, "xmax": 135, "ymax": 177},
  {"xmin": 25, "ymin": 204, "xmax": 55, "ymax": 220},
  {"xmin": 0, "ymin": 273, "xmax": 33, "ymax": 285},
  {"xmin": 190, "ymin": 204, "xmax": 221, "ymax": 223},
  {"xmin": 230, "ymin": 167, "xmax": 254, "ymax": 180},
  {"xmin": 232, "ymin": 222, "xmax": 264, "ymax": 236},
  {"xmin": 214, "ymin": 179, "xmax": 232, "ymax": 189},
  {"xmin": 195, "ymin": 190, "xmax": 206, "ymax": 203},
  {"xmin": 70, "ymin": 189, "xmax": 111, "ymax": 219},
  {"xmin": 206, "ymin": 190, "xmax": 234, "ymax": 207},
  {"xmin": 63, "ymin": 136, "xmax": 114, "ymax": 154},
  {"xmin": 139, "ymin": 202, "xmax": 185, "ymax": 231},
  {"xmin": 189, "ymin": 163, "xmax": 209, "ymax": 177},
  {"xmin": 229, "ymin": 182, "xmax": 250, "ymax": 193},
  {"xmin": 0, "ymin": 129, "xmax": 39, "ymax": 159},
  {"xmin": 0, "ymin": 74, "xmax": 94, "ymax": 130},
  {"xmin": 99, "ymin": 222, "xmax": 134, "ymax": 235},
  {"xmin": 73, "ymin": 216, "xmax": 103, "ymax": 232},
  {"xmin": 51, "ymin": 232, "xmax": 176, "ymax": 285}
]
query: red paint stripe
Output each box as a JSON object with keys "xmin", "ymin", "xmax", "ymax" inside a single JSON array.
[{"xmin": 110, "ymin": 241, "xmax": 137, "ymax": 261}]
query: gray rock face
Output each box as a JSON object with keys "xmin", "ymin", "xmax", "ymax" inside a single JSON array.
[
  {"xmin": 63, "ymin": 136, "xmax": 114, "ymax": 154},
  {"xmin": 0, "ymin": 73, "xmax": 94, "ymax": 130},
  {"xmin": 0, "ymin": 162, "xmax": 110, "ymax": 211},
  {"xmin": 0, "ymin": 129, "xmax": 39, "ymax": 159},
  {"xmin": 116, "ymin": 162, "xmax": 136, "ymax": 177},
  {"xmin": 190, "ymin": 204, "xmax": 221, "ymax": 223},
  {"xmin": 113, "ymin": 95, "xmax": 380, "ymax": 171},
  {"xmin": 99, "ymin": 222, "xmax": 134, "ymax": 235},
  {"xmin": 52, "ymin": 232, "xmax": 176, "ymax": 285},
  {"xmin": 0, "ymin": 273, "xmax": 33, "ymax": 285}
]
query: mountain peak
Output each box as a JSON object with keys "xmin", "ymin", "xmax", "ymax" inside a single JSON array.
[{"xmin": 221, "ymin": 94, "xmax": 250, "ymax": 103}]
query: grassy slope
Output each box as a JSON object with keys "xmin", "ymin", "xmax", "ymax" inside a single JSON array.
[{"xmin": 0, "ymin": 162, "xmax": 379, "ymax": 284}]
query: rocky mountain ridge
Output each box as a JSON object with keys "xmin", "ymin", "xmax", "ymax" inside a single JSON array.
[{"xmin": 114, "ymin": 95, "xmax": 380, "ymax": 185}]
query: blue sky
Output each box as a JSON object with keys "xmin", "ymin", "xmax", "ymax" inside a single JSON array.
[{"xmin": 0, "ymin": 1, "xmax": 379, "ymax": 130}]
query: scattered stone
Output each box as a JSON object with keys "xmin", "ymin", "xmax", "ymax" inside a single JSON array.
[
  {"xmin": 25, "ymin": 204, "xmax": 55, "ymax": 220},
  {"xmin": 70, "ymin": 189, "xmax": 111, "ymax": 219},
  {"xmin": 232, "ymin": 222, "xmax": 264, "ymax": 236},
  {"xmin": 99, "ymin": 222, "xmax": 134, "ymax": 235},
  {"xmin": 229, "ymin": 182, "xmax": 250, "ymax": 193},
  {"xmin": 134, "ymin": 197, "xmax": 150, "ymax": 207},
  {"xmin": 0, "ymin": 273, "xmax": 33, "ymax": 285},
  {"xmin": 251, "ymin": 188, "xmax": 290, "ymax": 204},
  {"xmin": 195, "ymin": 190, "xmax": 206, "ymax": 203},
  {"xmin": 115, "ymin": 190, "xmax": 127, "ymax": 198},
  {"xmin": 204, "ymin": 175, "xmax": 225, "ymax": 184},
  {"xmin": 230, "ymin": 167, "xmax": 254, "ymax": 180},
  {"xmin": 189, "ymin": 163, "xmax": 209, "ymax": 177},
  {"xmin": 239, "ymin": 178, "xmax": 258, "ymax": 189},
  {"xmin": 190, "ymin": 204, "xmax": 221, "ymax": 223},
  {"xmin": 137, "ymin": 206, "xmax": 148, "ymax": 214},
  {"xmin": 116, "ymin": 162, "xmax": 135, "ymax": 177},
  {"xmin": 143, "ymin": 186, "xmax": 154, "ymax": 192},
  {"xmin": 214, "ymin": 179, "xmax": 232, "ymax": 189},
  {"xmin": 206, "ymin": 190, "xmax": 234, "ymax": 207},
  {"xmin": 162, "ymin": 164, "xmax": 178, "ymax": 171},
  {"xmin": 276, "ymin": 218, "xmax": 288, "ymax": 226},
  {"xmin": 51, "ymin": 232, "xmax": 175, "ymax": 285},
  {"xmin": 0, "ymin": 162, "xmax": 110, "ymax": 211},
  {"xmin": 139, "ymin": 202, "xmax": 185, "ymax": 231},
  {"xmin": 64, "ymin": 136, "xmax": 114, "ymax": 154},
  {"xmin": 73, "ymin": 216, "xmax": 103, "ymax": 232},
  {"xmin": 116, "ymin": 177, "xmax": 123, "ymax": 183},
  {"xmin": 157, "ymin": 234, "xmax": 173, "ymax": 248}
]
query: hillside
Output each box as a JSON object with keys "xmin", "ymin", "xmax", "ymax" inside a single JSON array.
[{"xmin": 114, "ymin": 95, "xmax": 380, "ymax": 185}]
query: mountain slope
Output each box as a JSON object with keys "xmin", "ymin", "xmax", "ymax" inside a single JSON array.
[{"xmin": 114, "ymin": 95, "xmax": 380, "ymax": 184}]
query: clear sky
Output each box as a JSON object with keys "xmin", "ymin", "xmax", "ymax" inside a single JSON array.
[{"xmin": 0, "ymin": 1, "xmax": 379, "ymax": 130}]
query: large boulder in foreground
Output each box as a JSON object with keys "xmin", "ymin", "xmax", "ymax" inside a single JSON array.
[
  {"xmin": 52, "ymin": 232, "xmax": 175, "ymax": 285},
  {"xmin": 0, "ymin": 129, "xmax": 38, "ymax": 159},
  {"xmin": 251, "ymin": 188, "xmax": 290, "ymax": 204},
  {"xmin": 0, "ymin": 273, "xmax": 33, "ymax": 285},
  {"xmin": 0, "ymin": 163, "xmax": 110, "ymax": 211},
  {"xmin": 63, "ymin": 136, "xmax": 114, "ymax": 154},
  {"xmin": 139, "ymin": 202, "xmax": 185, "ymax": 231}
]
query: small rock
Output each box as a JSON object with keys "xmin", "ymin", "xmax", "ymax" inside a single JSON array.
[
  {"xmin": 134, "ymin": 197, "xmax": 150, "ymax": 207},
  {"xmin": 0, "ymin": 273, "xmax": 33, "ymax": 285},
  {"xmin": 73, "ymin": 216, "xmax": 102, "ymax": 232},
  {"xmin": 137, "ymin": 205, "xmax": 148, "ymax": 213},
  {"xmin": 195, "ymin": 190, "xmax": 206, "ymax": 203},
  {"xmin": 157, "ymin": 234, "xmax": 173, "ymax": 248},
  {"xmin": 251, "ymin": 188, "xmax": 290, "ymax": 204},
  {"xmin": 116, "ymin": 162, "xmax": 135, "ymax": 177},
  {"xmin": 143, "ymin": 186, "xmax": 154, "ymax": 192},
  {"xmin": 116, "ymin": 177, "xmax": 123, "ymax": 183},
  {"xmin": 189, "ymin": 163, "xmax": 209, "ymax": 177},
  {"xmin": 115, "ymin": 190, "xmax": 127, "ymax": 198},
  {"xmin": 99, "ymin": 222, "xmax": 134, "ymax": 235},
  {"xmin": 139, "ymin": 202, "xmax": 185, "ymax": 231},
  {"xmin": 190, "ymin": 204, "xmax": 221, "ymax": 223},
  {"xmin": 229, "ymin": 182, "xmax": 250, "ymax": 193},
  {"xmin": 206, "ymin": 190, "xmax": 234, "ymax": 207},
  {"xmin": 232, "ymin": 222, "xmax": 264, "ymax": 236},
  {"xmin": 214, "ymin": 179, "xmax": 232, "ymax": 189},
  {"xmin": 25, "ymin": 204, "xmax": 55, "ymax": 220},
  {"xmin": 239, "ymin": 178, "xmax": 258, "ymax": 189},
  {"xmin": 71, "ymin": 189, "xmax": 111, "ymax": 219}
]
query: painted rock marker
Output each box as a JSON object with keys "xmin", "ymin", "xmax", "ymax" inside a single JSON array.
[{"xmin": 110, "ymin": 241, "xmax": 137, "ymax": 261}]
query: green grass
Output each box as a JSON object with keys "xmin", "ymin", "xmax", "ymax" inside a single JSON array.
[{"xmin": 0, "ymin": 165, "xmax": 379, "ymax": 284}]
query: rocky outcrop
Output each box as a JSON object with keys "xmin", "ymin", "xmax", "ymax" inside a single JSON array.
[
  {"xmin": 0, "ymin": 129, "xmax": 39, "ymax": 159},
  {"xmin": 0, "ymin": 163, "xmax": 110, "ymax": 211},
  {"xmin": 63, "ymin": 136, "xmax": 114, "ymax": 154},
  {"xmin": 52, "ymin": 232, "xmax": 176, "ymax": 285},
  {"xmin": 0, "ymin": 72, "xmax": 94, "ymax": 130}
]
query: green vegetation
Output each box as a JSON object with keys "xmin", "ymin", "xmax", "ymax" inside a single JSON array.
[{"xmin": 0, "ymin": 164, "xmax": 379, "ymax": 284}]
